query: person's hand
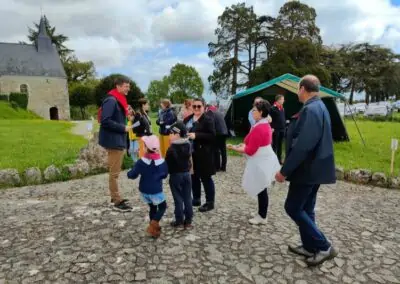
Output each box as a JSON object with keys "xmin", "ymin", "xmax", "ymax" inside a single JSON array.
[
  {"xmin": 275, "ymin": 172, "xmax": 286, "ymax": 183},
  {"xmin": 125, "ymin": 126, "xmax": 131, "ymax": 132},
  {"xmin": 227, "ymin": 144, "xmax": 233, "ymax": 150},
  {"xmin": 188, "ymin": 133, "xmax": 196, "ymax": 140}
]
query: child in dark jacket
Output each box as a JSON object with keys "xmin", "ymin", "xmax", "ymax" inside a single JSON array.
[
  {"xmin": 165, "ymin": 122, "xmax": 193, "ymax": 229},
  {"xmin": 127, "ymin": 135, "xmax": 168, "ymax": 238}
]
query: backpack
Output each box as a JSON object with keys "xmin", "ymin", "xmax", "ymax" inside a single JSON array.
[{"xmin": 97, "ymin": 107, "xmax": 102, "ymax": 123}]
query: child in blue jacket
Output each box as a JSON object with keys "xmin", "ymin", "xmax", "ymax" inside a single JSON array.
[{"xmin": 127, "ymin": 135, "xmax": 168, "ymax": 238}]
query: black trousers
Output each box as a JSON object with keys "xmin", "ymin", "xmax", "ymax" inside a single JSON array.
[
  {"xmin": 214, "ymin": 135, "xmax": 227, "ymax": 171},
  {"xmin": 258, "ymin": 188, "xmax": 269, "ymax": 219},
  {"xmin": 272, "ymin": 130, "xmax": 285, "ymax": 163}
]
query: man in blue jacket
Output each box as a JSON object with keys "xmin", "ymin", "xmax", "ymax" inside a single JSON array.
[
  {"xmin": 99, "ymin": 76, "xmax": 133, "ymax": 212},
  {"xmin": 275, "ymin": 75, "xmax": 338, "ymax": 266}
]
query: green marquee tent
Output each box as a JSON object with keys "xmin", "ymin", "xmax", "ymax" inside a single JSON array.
[{"xmin": 225, "ymin": 73, "xmax": 349, "ymax": 141}]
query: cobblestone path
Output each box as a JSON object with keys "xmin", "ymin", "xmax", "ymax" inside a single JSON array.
[{"xmin": 1, "ymin": 157, "xmax": 399, "ymax": 283}]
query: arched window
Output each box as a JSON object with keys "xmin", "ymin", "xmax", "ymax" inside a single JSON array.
[{"xmin": 20, "ymin": 84, "xmax": 28, "ymax": 94}]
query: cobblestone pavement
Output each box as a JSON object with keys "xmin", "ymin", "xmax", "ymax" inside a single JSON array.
[{"xmin": 1, "ymin": 157, "xmax": 400, "ymax": 284}]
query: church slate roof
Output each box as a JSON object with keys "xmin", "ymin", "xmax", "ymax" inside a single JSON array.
[
  {"xmin": 0, "ymin": 43, "xmax": 66, "ymax": 78},
  {"xmin": 0, "ymin": 16, "xmax": 66, "ymax": 78}
]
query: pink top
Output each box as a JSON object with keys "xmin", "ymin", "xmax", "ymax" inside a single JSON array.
[{"xmin": 244, "ymin": 121, "xmax": 272, "ymax": 156}]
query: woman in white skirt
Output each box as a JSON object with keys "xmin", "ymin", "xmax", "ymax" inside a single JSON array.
[{"xmin": 228, "ymin": 100, "xmax": 280, "ymax": 225}]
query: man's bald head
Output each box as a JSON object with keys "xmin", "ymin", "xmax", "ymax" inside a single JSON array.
[
  {"xmin": 300, "ymin": 75, "xmax": 320, "ymax": 93},
  {"xmin": 298, "ymin": 75, "xmax": 320, "ymax": 103}
]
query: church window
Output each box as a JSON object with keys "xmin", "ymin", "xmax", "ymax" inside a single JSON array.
[{"xmin": 20, "ymin": 84, "xmax": 28, "ymax": 94}]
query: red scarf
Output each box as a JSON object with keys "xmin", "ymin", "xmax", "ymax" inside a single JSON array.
[
  {"xmin": 108, "ymin": 89, "xmax": 128, "ymax": 116},
  {"xmin": 274, "ymin": 102, "xmax": 283, "ymax": 111},
  {"xmin": 144, "ymin": 153, "xmax": 161, "ymax": 160}
]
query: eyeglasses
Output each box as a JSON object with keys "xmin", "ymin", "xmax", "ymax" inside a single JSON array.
[{"xmin": 192, "ymin": 105, "xmax": 203, "ymax": 109}]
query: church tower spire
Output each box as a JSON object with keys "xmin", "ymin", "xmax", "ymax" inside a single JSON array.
[{"xmin": 36, "ymin": 15, "xmax": 53, "ymax": 52}]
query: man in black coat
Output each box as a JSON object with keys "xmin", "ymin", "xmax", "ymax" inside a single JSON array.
[
  {"xmin": 270, "ymin": 94, "xmax": 286, "ymax": 164},
  {"xmin": 207, "ymin": 105, "xmax": 228, "ymax": 171}
]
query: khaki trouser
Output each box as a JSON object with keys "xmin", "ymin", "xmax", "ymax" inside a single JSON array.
[
  {"xmin": 107, "ymin": 149, "xmax": 125, "ymax": 204},
  {"xmin": 159, "ymin": 135, "xmax": 170, "ymax": 158},
  {"xmin": 138, "ymin": 139, "xmax": 146, "ymax": 158}
]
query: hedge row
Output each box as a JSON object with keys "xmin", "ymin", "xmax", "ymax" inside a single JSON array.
[
  {"xmin": 9, "ymin": 93, "xmax": 28, "ymax": 109},
  {"xmin": 0, "ymin": 94, "xmax": 9, "ymax": 101}
]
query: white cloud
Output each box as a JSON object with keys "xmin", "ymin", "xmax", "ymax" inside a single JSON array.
[{"xmin": 1, "ymin": 0, "xmax": 400, "ymax": 95}]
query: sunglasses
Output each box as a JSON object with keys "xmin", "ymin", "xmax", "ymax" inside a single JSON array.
[{"xmin": 192, "ymin": 105, "xmax": 203, "ymax": 109}]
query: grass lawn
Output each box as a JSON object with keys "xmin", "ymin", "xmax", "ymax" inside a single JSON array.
[
  {"xmin": 0, "ymin": 102, "xmax": 41, "ymax": 119},
  {"xmin": 335, "ymin": 119, "xmax": 400, "ymax": 175},
  {"xmin": 0, "ymin": 120, "xmax": 87, "ymax": 172}
]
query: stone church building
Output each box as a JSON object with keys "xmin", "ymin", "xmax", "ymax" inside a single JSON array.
[{"xmin": 0, "ymin": 16, "xmax": 70, "ymax": 120}]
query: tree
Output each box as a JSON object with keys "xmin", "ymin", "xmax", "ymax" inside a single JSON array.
[
  {"xmin": 168, "ymin": 64, "xmax": 204, "ymax": 103},
  {"xmin": 28, "ymin": 16, "xmax": 73, "ymax": 59},
  {"xmin": 208, "ymin": 3, "xmax": 258, "ymax": 97},
  {"xmin": 94, "ymin": 74, "xmax": 144, "ymax": 108},
  {"xmin": 63, "ymin": 55, "xmax": 96, "ymax": 84},
  {"xmin": 320, "ymin": 46, "xmax": 348, "ymax": 92},
  {"xmin": 146, "ymin": 77, "xmax": 169, "ymax": 110},
  {"xmin": 249, "ymin": 38, "xmax": 330, "ymax": 87},
  {"xmin": 338, "ymin": 43, "xmax": 398, "ymax": 103},
  {"xmin": 69, "ymin": 84, "xmax": 94, "ymax": 119},
  {"xmin": 272, "ymin": 1, "xmax": 321, "ymax": 44}
]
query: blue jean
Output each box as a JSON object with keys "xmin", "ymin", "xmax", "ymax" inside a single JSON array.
[
  {"xmin": 192, "ymin": 174, "xmax": 215, "ymax": 204},
  {"xmin": 284, "ymin": 183, "xmax": 331, "ymax": 253},
  {"xmin": 129, "ymin": 140, "xmax": 139, "ymax": 162},
  {"xmin": 169, "ymin": 173, "xmax": 193, "ymax": 223},
  {"xmin": 149, "ymin": 201, "xmax": 167, "ymax": 222}
]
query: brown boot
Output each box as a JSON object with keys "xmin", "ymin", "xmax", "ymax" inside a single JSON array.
[
  {"xmin": 154, "ymin": 221, "xmax": 161, "ymax": 233},
  {"xmin": 147, "ymin": 220, "xmax": 160, "ymax": 238}
]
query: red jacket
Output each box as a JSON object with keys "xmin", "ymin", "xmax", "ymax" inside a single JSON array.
[{"xmin": 244, "ymin": 121, "xmax": 272, "ymax": 156}]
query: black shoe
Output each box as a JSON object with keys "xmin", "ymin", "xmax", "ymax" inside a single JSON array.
[
  {"xmin": 184, "ymin": 219, "xmax": 193, "ymax": 230},
  {"xmin": 170, "ymin": 221, "xmax": 184, "ymax": 228},
  {"xmin": 192, "ymin": 200, "xmax": 201, "ymax": 207},
  {"xmin": 199, "ymin": 203, "xmax": 214, "ymax": 212},
  {"xmin": 113, "ymin": 201, "xmax": 133, "ymax": 212},
  {"xmin": 110, "ymin": 198, "xmax": 130, "ymax": 205},
  {"xmin": 220, "ymin": 168, "xmax": 226, "ymax": 172}
]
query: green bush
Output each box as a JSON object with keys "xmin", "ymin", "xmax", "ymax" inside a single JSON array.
[
  {"xmin": 0, "ymin": 94, "xmax": 9, "ymax": 101},
  {"xmin": 70, "ymin": 104, "xmax": 98, "ymax": 120},
  {"xmin": 9, "ymin": 92, "xmax": 28, "ymax": 109},
  {"xmin": 10, "ymin": 101, "xmax": 19, "ymax": 109}
]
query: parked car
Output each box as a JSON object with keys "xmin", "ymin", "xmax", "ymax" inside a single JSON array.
[{"xmin": 364, "ymin": 104, "xmax": 392, "ymax": 117}]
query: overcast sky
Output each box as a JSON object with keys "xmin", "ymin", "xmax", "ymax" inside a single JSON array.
[{"xmin": 1, "ymin": 0, "xmax": 400, "ymax": 100}]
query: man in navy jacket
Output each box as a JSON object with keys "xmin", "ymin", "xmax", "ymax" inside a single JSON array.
[
  {"xmin": 99, "ymin": 76, "xmax": 133, "ymax": 212},
  {"xmin": 275, "ymin": 75, "xmax": 337, "ymax": 267}
]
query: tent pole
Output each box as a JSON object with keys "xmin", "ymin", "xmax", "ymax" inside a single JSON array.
[{"xmin": 345, "ymin": 102, "xmax": 366, "ymax": 147}]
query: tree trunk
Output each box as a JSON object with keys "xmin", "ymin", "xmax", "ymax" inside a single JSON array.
[
  {"xmin": 365, "ymin": 93, "xmax": 370, "ymax": 104},
  {"xmin": 232, "ymin": 33, "xmax": 239, "ymax": 96},
  {"xmin": 253, "ymin": 43, "xmax": 258, "ymax": 71},
  {"xmin": 349, "ymin": 80, "xmax": 355, "ymax": 104},
  {"xmin": 248, "ymin": 41, "xmax": 252, "ymax": 74},
  {"xmin": 80, "ymin": 107, "xmax": 85, "ymax": 120}
]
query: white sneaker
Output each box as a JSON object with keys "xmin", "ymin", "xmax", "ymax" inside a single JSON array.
[{"xmin": 249, "ymin": 214, "xmax": 267, "ymax": 225}]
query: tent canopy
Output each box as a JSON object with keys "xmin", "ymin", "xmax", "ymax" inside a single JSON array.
[
  {"xmin": 225, "ymin": 73, "xmax": 349, "ymax": 141},
  {"xmin": 233, "ymin": 73, "xmax": 346, "ymax": 100}
]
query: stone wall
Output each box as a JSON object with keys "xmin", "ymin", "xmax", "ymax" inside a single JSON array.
[{"xmin": 0, "ymin": 75, "xmax": 70, "ymax": 120}]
